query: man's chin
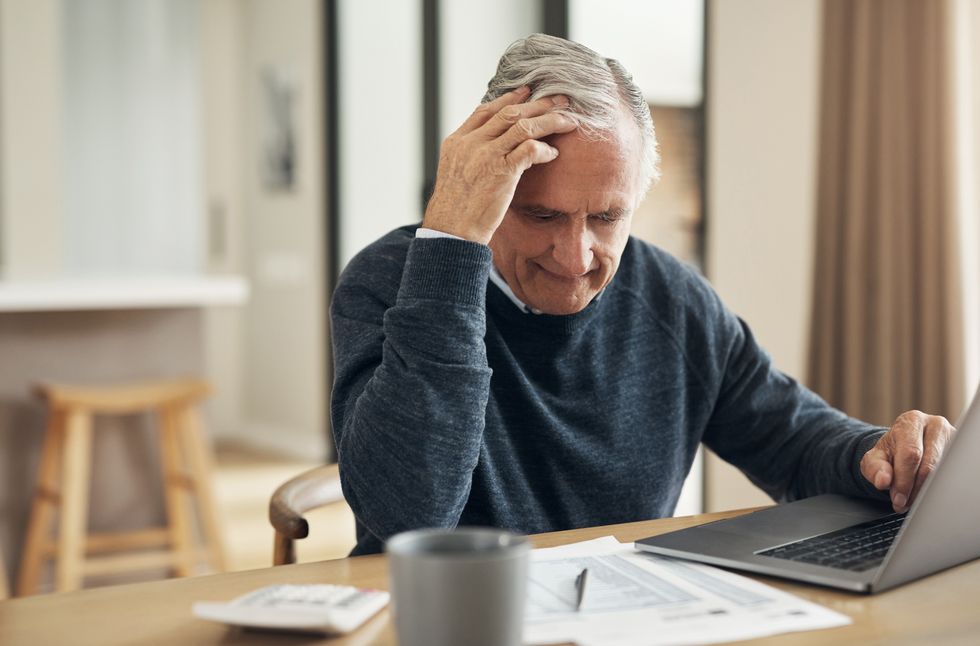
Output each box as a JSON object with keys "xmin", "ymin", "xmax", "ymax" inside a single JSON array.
[{"xmin": 526, "ymin": 295, "xmax": 593, "ymax": 316}]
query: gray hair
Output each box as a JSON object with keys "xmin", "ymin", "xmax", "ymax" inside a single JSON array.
[{"xmin": 482, "ymin": 33, "xmax": 660, "ymax": 191}]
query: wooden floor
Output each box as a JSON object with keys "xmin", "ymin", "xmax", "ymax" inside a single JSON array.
[{"xmin": 213, "ymin": 445, "xmax": 356, "ymax": 572}]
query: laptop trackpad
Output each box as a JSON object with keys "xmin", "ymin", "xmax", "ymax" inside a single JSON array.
[{"xmin": 702, "ymin": 495, "xmax": 893, "ymax": 542}]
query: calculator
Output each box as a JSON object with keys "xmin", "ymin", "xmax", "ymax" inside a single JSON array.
[{"xmin": 193, "ymin": 584, "xmax": 390, "ymax": 635}]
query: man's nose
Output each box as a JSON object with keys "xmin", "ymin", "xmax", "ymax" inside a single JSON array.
[{"xmin": 551, "ymin": 220, "xmax": 594, "ymax": 276}]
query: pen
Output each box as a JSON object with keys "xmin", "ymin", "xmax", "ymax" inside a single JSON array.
[{"xmin": 575, "ymin": 568, "xmax": 588, "ymax": 612}]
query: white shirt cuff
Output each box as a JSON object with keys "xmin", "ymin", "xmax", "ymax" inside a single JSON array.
[{"xmin": 415, "ymin": 227, "xmax": 466, "ymax": 241}]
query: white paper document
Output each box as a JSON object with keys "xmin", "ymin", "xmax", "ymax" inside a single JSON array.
[{"xmin": 524, "ymin": 536, "xmax": 850, "ymax": 646}]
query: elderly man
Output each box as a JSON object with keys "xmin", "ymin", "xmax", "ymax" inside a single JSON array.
[{"xmin": 331, "ymin": 34, "xmax": 954, "ymax": 556}]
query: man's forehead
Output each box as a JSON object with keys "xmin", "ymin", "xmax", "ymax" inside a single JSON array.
[
  {"xmin": 548, "ymin": 113, "xmax": 641, "ymax": 159},
  {"xmin": 523, "ymin": 129, "xmax": 641, "ymax": 200}
]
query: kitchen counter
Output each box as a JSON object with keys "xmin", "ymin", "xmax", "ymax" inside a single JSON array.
[{"xmin": 0, "ymin": 276, "xmax": 248, "ymax": 312}]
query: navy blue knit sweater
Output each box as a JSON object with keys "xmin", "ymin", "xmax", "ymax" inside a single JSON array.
[{"xmin": 331, "ymin": 226, "xmax": 886, "ymax": 555}]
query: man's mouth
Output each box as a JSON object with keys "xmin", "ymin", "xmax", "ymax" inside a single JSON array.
[{"xmin": 535, "ymin": 263, "xmax": 592, "ymax": 282}]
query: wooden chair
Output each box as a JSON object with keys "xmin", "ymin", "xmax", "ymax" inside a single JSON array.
[
  {"xmin": 17, "ymin": 378, "xmax": 227, "ymax": 595},
  {"xmin": 269, "ymin": 464, "xmax": 344, "ymax": 565}
]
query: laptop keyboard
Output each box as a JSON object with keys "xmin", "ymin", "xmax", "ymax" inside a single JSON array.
[{"xmin": 757, "ymin": 513, "xmax": 907, "ymax": 572}]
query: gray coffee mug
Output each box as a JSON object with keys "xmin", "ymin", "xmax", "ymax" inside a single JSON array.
[{"xmin": 386, "ymin": 527, "xmax": 530, "ymax": 646}]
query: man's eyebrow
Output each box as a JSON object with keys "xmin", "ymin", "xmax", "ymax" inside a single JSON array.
[
  {"xmin": 598, "ymin": 207, "xmax": 630, "ymax": 219},
  {"xmin": 518, "ymin": 205, "xmax": 630, "ymax": 218},
  {"xmin": 520, "ymin": 205, "xmax": 568, "ymax": 217}
]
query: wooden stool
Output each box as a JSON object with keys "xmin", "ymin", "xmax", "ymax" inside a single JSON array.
[{"xmin": 16, "ymin": 378, "xmax": 227, "ymax": 595}]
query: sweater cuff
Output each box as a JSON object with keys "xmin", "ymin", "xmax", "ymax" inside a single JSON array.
[{"xmin": 399, "ymin": 236, "xmax": 493, "ymax": 306}]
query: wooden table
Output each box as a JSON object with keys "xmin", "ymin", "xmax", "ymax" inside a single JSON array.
[{"xmin": 2, "ymin": 507, "xmax": 978, "ymax": 645}]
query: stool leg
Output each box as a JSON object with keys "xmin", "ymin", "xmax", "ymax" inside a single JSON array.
[
  {"xmin": 56, "ymin": 410, "xmax": 93, "ymax": 593},
  {"xmin": 159, "ymin": 408, "xmax": 195, "ymax": 577},
  {"xmin": 179, "ymin": 406, "xmax": 227, "ymax": 572},
  {"xmin": 16, "ymin": 411, "xmax": 66, "ymax": 596}
]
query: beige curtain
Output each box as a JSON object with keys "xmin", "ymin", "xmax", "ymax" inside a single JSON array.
[{"xmin": 809, "ymin": 0, "xmax": 964, "ymax": 426}]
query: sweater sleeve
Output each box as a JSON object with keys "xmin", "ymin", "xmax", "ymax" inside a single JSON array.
[
  {"xmin": 701, "ymin": 306, "xmax": 889, "ymax": 504},
  {"xmin": 330, "ymin": 235, "xmax": 494, "ymax": 544}
]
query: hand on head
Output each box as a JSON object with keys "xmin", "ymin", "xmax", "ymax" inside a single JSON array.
[
  {"xmin": 422, "ymin": 87, "xmax": 576, "ymax": 245},
  {"xmin": 860, "ymin": 410, "xmax": 955, "ymax": 513}
]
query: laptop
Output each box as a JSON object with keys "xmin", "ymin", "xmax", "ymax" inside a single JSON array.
[{"xmin": 635, "ymin": 385, "xmax": 980, "ymax": 593}]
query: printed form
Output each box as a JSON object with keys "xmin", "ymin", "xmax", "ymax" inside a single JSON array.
[{"xmin": 524, "ymin": 536, "xmax": 850, "ymax": 646}]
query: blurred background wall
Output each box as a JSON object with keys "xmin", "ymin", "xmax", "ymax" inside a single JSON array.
[{"xmin": 704, "ymin": 0, "xmax": 822, "ymax": 510}]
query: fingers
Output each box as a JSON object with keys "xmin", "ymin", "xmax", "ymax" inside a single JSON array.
[
  {"xmin": 478, "ymin": 94, "xmax": 572, "ymax": 139},
  {"xmin": 504, "ymin": 139, "xmax": 560, "ymax": 173},
  {"xmin": 885, "ymin": 412, "xmax": 926, "ymax": 512},
  {"xmin": 908, "ymin": 415, "xmax": 954, "ymax": 506},
  {"xmin": 457, "ymin": 86, "xmax": 531, "ymax": 134},
  {"xmin": 491, "ymin": 111, "xmax": 578, "ymax": 156}
]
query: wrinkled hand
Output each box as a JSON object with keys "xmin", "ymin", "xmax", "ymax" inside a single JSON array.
[
  {"xmin": 422, "ymin": 86, "xmax": 577, "ymax": 245},
  {"xmin": 860, "ymin": 410, "xmax": 955, "ymax": 513}
]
